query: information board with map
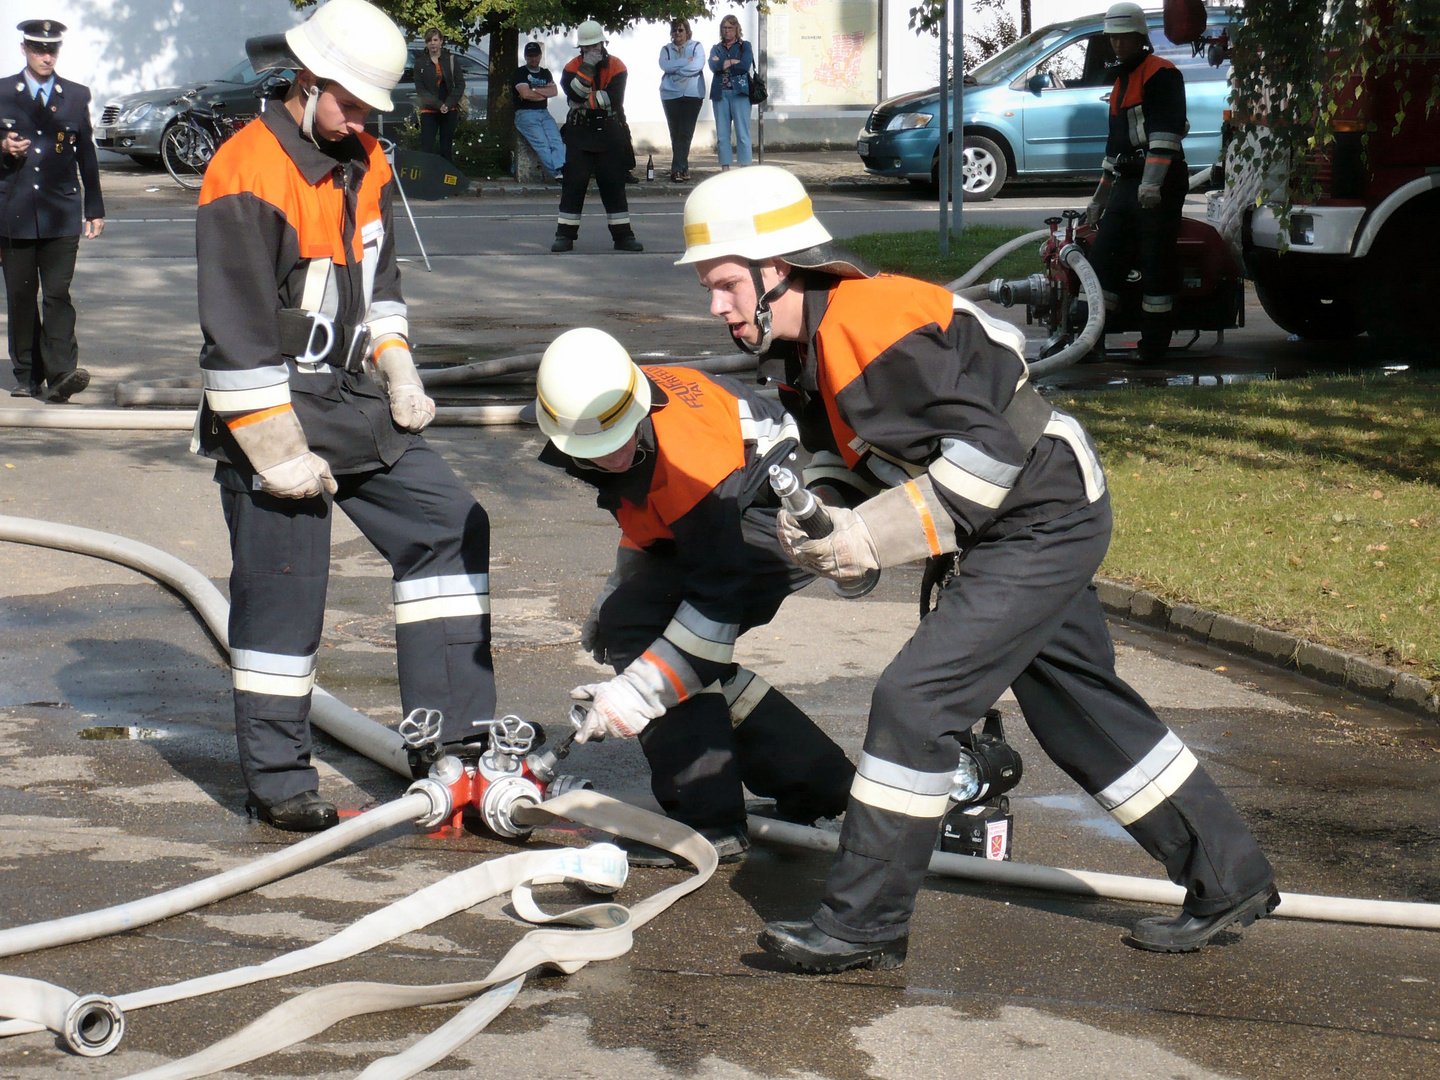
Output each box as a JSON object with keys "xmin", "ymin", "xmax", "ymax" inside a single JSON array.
[{"xmin": 765, "ymin": 0, "xmax": 880, "ymax": 108}]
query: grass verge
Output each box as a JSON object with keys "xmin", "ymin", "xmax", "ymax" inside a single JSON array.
[{"xmin": 845, "ymin": 227, "xmax": 1439, "ymax": 681}]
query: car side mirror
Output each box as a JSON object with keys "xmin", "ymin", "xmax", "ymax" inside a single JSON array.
[{"xmin": 1027, "ymin": 72, "xmax": 1053, "ymax": 93}]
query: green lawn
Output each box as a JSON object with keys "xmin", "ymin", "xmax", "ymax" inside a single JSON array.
[
  {"xmin": 843, "ymin": 226, "xmax": 1043, "ymax": 286},
  {"xmin": 846, "ymin": 227, "xmax": 1440, "ymax": 681}
]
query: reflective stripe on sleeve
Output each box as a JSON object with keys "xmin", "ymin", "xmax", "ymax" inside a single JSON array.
[
  {"xmin": 662, "ymin": 601, "xmax": 739, "ymax": 665},
  {"xmin": 203, "ymin": 365, "xmax": 292, "ymax": 414},
  {"xmin": 735, "ymin": 400, "xmax": 800, "ymax": 457},
  {"xmin": 722, "ymin": 668, "xmax": 771, "ymax": 726},
  {"xmin": 639, "ymin": 640, "xmax": 704, "ymax": 706},
  {"xmin": 1094, "ymin": 731, "xmax": 1199, "ymax": 827},
  {"xmin": 848, "ymin": 751, "xmax": 953, "ymax": 819},
  {"xmin": 392, "ymin": 573, "xmax": 491, "ymax": 625},
  {"xmin": 1148, "ymin": 132, "xmax": 1183, "ymax": 152},
  {"xmin": 231, "ymin": 648, "xmax": 317, "ymax": 698},
  {"xmin": 1042, "ymin": 412, "xmax": 1107, "ymax": 503},
  {"xmin": 367, "ymin": 299, "xmax": 408, "ymax": 340},
  {"xmin": 928, "ymin": 437, "xmax": 1021, "ymax": 509}
]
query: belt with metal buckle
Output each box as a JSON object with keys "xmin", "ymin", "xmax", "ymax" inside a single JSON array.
[{"xmin": 277, "ymin": 309, "xmax": 371, "ymax": 373}]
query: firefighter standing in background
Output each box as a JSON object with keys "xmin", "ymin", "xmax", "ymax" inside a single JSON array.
[
  {"xmin": 529, "ymin": 328, "xmax": 853, "ymax": 865},
  {"xmin": 196, "ymin": 0, "xmax": 495, "ymax": 832},
  {"xmin": 1085, "ymin": 2, "xmax": 1188, "ymax": 363},
  {"xmin": 0, "ymin": 19, "xmax": 102, "ymax": 402},
  {"xmin": 679, "ymin": 166, "xmax": 1277, "ymax": 971},
  {"xmin": 552, "ymin": 20, "xmax": 642, "ymax": 253}
]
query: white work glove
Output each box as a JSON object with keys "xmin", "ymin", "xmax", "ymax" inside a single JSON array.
[
  {"xmin": 1084, "ymin": 199, "xmax": 1105, "ymax": 226},
  {"xmin": 373, "ymin": 338, "xmax": 435, "ymax": 433},
  {"xmin": 593, "ymin": 89, "xmax": 610, "ymax": 109},
  {"xmin": 225, "ymin": 402, "xmax": 336, "ymax": 499},
  {"xmin": 1137, "ymin": 183, "xmax": 1162, "ymax": 210},
  {"xmin": 777, "ymin": 504, "xmax": 880, "ymax": 582},
  {"xmin": 258, "ymin": 452, "xmax": 338, "ymax": 499},
  {"xmin": 570, "ymin": 667, "xmax": 666, "ymax": 743}
]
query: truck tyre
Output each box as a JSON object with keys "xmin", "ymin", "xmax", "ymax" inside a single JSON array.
[
  {"xmin": 1250, "ymin": 253, "xmax": 1361, "ymax": 340},
  {"xmin": 931, "ymin": 135, "xmax": 1008, "ymax": 202},
  {"xmin": 1360, "ymin": 197, "xmax": 1439, "ymax": 367}
]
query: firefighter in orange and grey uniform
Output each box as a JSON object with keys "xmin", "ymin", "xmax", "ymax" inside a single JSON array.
[
  {"xmin": 1085, "ymin": 2, "xmax": 1188, "ymax": 362},
  {"xmin": 551, "ymin": 20, "xmax": 642, "ymax": 253},
  {"xmin": 680, "ymin": 165, "xmax": 1277, "ymax": 971},
  {"xmin": 527, "ymin": 328, "xmax": 854, "ymax": 866},
  {"xmin": 195, "ymin": 0, "xmax": 494, "ymax": 832}
]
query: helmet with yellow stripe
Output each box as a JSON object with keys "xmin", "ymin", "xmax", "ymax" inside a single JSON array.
[{"xmin": 534, "ymin": 328, "xmax": 651, "ymax": 458}]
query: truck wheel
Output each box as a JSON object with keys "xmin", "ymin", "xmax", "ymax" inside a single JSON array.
[
  {"xmin": 931, "ymin": 135, "xmax": 1008, "ymax": 202},
  {"xmin": 1360, "ymin": 198, "xmax": 1439, "ymax": 367},
  {"xmin": 1251, "ymin": 256, "xmax": 1361, "ymax": 340}
]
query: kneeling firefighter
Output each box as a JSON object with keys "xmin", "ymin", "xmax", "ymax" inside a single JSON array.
[
  {"xmin": 196, "ymin": 0, "xmax": 496, "ymax": 832},
  {"xmin": 529, "ymin": 328, "xmax": 854, "ymax": 865},
  {"xmin": 552, "ymin": 21, "xmax": 642, "ymax": 253},
  {"xmin": 1085, "ymin": 1, "xmax": 1188, "ymax": 362},
  {"xmin": 679, "ymin": 165, "xmax": 1277, "ymax": 969}
]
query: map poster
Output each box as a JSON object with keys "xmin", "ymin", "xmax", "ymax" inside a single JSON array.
[{"xmin": 765, "ymin": 0, "xmax": 881, "ymax": 108}]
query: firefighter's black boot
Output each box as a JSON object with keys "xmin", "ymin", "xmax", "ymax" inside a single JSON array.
[
  {"xmin": 247, "ymin": 790, "xmax": 339, "ymax": 832},
  {"xmin": 759, "ymin": 919, "xmax": 908, "ymax": 974},
  {"xmin": 1126, "ymin": 883, "xmax": 1279, "ymax": 953}
]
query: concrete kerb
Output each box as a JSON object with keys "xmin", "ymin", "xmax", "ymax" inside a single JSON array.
[{"xmin": 1093, "ymin": 576, "xmax": 1440, "ymax": 721}]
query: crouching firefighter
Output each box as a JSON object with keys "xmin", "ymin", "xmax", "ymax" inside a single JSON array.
[
  {"xmin": 679, "ymin": 165, "xmax": 1278, "ymax": 968},
  {"xmin": 527, "ymin": 327, "xmax": 854, "ymax": 865},
  {"xmin": 1084, "ymin": 2, "xmax": 1188, "ymax": 362},
  {"xmin": 194, "ymin": 0, "xmax": 496, "ymax": 832}
]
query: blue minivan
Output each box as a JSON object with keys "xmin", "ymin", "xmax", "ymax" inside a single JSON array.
[{"xmin": 856, "ymin": 8, "xmax": 1229, "ymax": 200}]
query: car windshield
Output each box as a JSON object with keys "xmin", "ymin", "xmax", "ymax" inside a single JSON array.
[
  {"xmin": 215, "ymin": 58, "xmax": 259, "ymax": 84},
  {"xmin": 969, "ymin": 28, "xmax": 1070, "ymax": 84}
]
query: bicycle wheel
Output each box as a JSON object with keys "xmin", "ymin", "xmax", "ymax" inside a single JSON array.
[{"xmin": 161, "ymin": 122, "xmax": 216, "ymax": 190}]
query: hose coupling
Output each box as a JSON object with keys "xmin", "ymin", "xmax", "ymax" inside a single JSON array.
[
  {"xmin": 544, "ymin": 775, "xmax": 595, "ymax": 799},
  {"xmin": 478, "ymin": 774, "xmax": 544, "ymax": 839},
  {"xmin": 63, "ymin": 994, "xmax": 125, "ymax": 1057},
  {"xmin": 406, "ymin": 776, "xmax": 455, "ymax": 830}
]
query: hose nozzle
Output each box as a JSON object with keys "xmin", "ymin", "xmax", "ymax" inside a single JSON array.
[{"xmin": 769, "ymin": 464, "xmax": 833, "ymax": 539}]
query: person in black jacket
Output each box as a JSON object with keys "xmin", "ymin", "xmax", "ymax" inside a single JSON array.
[
  {"xmin": 413, "ymin": 28, "xmax": 464, "ymax": 161},
  {"xmin": 0, "ymin": 20, "xmax": 103, "ymax": 401}
]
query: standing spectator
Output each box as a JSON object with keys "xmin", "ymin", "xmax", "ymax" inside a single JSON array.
[
  {"xmin": 708, "ymin": 15, "xmax": 753, "ymax": 170},
  {"xmin": 0, "ymin": 19, "xmax": 102, "ymax": 402},
  {"xmin": 553, "ymin": 20, "xmax": 642, "ymax": 253},
  {"xmin": 658, "ymin": 19, "xmax": 704, "ymax": 182},
  {"xmin": 514, "ymin": 42, "xmax": 565, "ymax": 181},
  {"xmin": 413, "ymin": 28, "xmax": 464, "ymax": 161}
]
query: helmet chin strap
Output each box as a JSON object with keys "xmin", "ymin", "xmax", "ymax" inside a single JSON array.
[
  {"xmin": 735, "ymin": 263, "xmax": 793, "ymax": 357},
  {"xmin": 300, "ymin": 82, "xmax": 325, "ymax": 145}
]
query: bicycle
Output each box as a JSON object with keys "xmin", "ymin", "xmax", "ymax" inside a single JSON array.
[{"xmin": 161, "ymin": 92, "xmax": 245, "ymax": 190}]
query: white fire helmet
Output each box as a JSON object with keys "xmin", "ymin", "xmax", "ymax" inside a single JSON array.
[
  {"xmin": 1103, "ymin": 3, "xmax": 1150, "ymax": 37},
  {"xmin": 285, "ymin": 0, "xmax": 408, "ymax": 112},
  {"xmin": 577, "ymin": 20, "xmax": 606, "ymax": 47},
  {"xmin": 534, "ymin": 328, "xmax": 652, "ymax": 458},
  {"xmin": 676, "ymin": 166, "xmax": 832, "ymax": 266}
]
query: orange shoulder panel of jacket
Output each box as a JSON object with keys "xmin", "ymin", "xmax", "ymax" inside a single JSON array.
[
  {"xmin": 616, "ymin": 367, "xmax": 746, "ymax": 543},
  {"xmin": 563, "ymin": 56, "xmax": 583, "ymax": 74},
  {"xmin": 198, "ymin": 117, "xmax": 289, "ymax": 208},
  {"xmin": 360, "ymin": 131, "xmax": 391, "ymax": 186},
  {"xmin": 1117, "ymin": 53, "xmax": 1178, "ymax": 111},
  {"xmin": 814, "ymin": 274, "xmax": 956, "ymax": 401}
]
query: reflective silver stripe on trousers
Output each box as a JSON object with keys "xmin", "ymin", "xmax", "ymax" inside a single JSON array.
[
  {"xmin": 1141, "ymin": 294, "xmax": 1174, "ymax": 313},
  {"xmin": 662, "ymin": 601, "xmax": 738, "ymax": 664},
  {"xmin": 392, "ymin": 573, "xmax": 491, "ymax": 625},
  {"xmin": 231, "ymin": 648, "xmax": 317, "ymax": 697},
  {"xmin": 558, "ymin": 213, "xmax": 582, "ymax": 225},
  {"xmin": 1042, "ymin": 412, "xmax": 1107, "ymax": 503},
  {"xmin": 1094, "ymin": 731, "xmax": 1199, "ymax": 827},
  {"xmin": 606, "ymin": 212, "xmax": 631, "ymax": 225},
  {"xmin": 721, "ymin": 668, "xmax": 771, "ymax": 725},
  {"xmin": 849, "ymin": 751, "xmax": 953, "ymax": 818}
]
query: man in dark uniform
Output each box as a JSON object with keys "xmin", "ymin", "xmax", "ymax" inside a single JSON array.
[
  {"xmin": 529, "ymin": 327, "xmax": 853, "ymax": 866},
  {"xmin": 0, "ymin": 19, "xmax": 103, "ymax": 401},
  {"xmin": 680, "ymin": 165, "xmax": 1277, "ymax": 971},
  {"xmin": 196, "ymin": 0, "xmax": 496, "ymax": 832},
  {"xmin": 1084, "ymin": 2, "xmax": 1188, "ymax": 363},
  {"xmin": 551, "ymin": 20, "xmax": 641, "ymax": 253}
]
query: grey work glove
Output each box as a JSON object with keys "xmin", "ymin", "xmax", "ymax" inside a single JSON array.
[
  {"xmin": 581, "ymin": 545, "xmax": 650, "ymax": 664},
  {"xmin": 593, "ymin": 89, "xmax": 610, "ymax": 110},
  {"xmin": 1085, "ymin": 171, "xmax": 1114, "ymax": 225},
  {"xmin": 777, "ymin": 504, "xmax": 879, "ymax": 581},
  {"xmin": 1136, "ymin": 183, "xmax": 1162, "ymax": 209},
  {"xmin": 372, "ymin": 337, "xmax": 435, "ymax": 433},
  {"xmin": 227, "ymin": 404, "xmax": 337, "ymax": 499},
  {"xmin": 779, "ymin": 477, "xmax": 958, "ymax": 579}
]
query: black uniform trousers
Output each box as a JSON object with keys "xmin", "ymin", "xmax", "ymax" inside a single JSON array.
[
  {"xmin": 555, "ymin": 116, "xmax": 635, "ymax": 242},
  {"xmin": 597, "ymin": 506, "xmax": 854, "ymax": 830},
  {"xmin": 1, "ymin": 234, "xmax": 80, "ymax": 392},
  {"xmin": 814, "ymin": 442, "xmax": 1273, "ymax": 944},
  {"xmin": 419, "ymin": 110, "xmax": 459, "ymax": 162},
  {"xmin": 1089, "ymin": 161, "xmax": 1188, "ymax": 348},
  {"xmin": 219, "ymin": 441, "xmax": 495, "ymax": 806}
]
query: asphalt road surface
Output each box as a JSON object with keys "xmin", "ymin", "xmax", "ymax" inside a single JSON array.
[{"xmin": 0, "ymin": 167, "xmax": 1436, "ymax": 1080}]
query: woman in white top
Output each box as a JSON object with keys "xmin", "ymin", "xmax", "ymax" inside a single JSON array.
[{"xmin": 658, "ymin": 18, "xmax": 705, "ymax": 182}]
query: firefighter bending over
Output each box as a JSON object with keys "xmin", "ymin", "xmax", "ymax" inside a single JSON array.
[
  {"xmin": 195, "ymin": 0, "xmax": 495, "ymax": 832},
  {"xmin": 529, "ymin": 328, "xmax": 853, "ymax": 865},
  {"xmin": 679, "ymin": 165, "xmax": 1277, "ymax": 970},
  {"xmin": 1085, "ymin": 2, "xmax": 1188, "ymax": 362}
]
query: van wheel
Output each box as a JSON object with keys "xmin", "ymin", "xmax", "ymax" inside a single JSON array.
[
  {"xmin": 1251, "ymin": 254, "xmax": 1361, "ymax": 340},
  {"xmin": 931, "ymin": 135, "xmax": 1008, "ymax": 202}
]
